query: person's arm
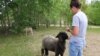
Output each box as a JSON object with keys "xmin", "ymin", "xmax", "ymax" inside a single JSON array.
[
  {"xmin": 67, "ymin": 26, "xmax": 79, "ymax": 36},
  {"xmin": 66, "ymin": 16, "xmax": 79, "ymax": 36}
]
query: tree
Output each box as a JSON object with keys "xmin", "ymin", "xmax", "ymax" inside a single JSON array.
[
  {"xmin": 87, "ymin": 1, "xmax": 100, "ymax": 25},
  {"xmin": 0, "ymin": 0, "xmax": 89, "ymax": 34}
]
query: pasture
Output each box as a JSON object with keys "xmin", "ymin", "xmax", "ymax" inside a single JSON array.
[{"xmin": 0, "ymin": 27, "xmax": 100, "ymax": 56}]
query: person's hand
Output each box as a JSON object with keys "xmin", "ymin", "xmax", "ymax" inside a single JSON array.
[
  {"xmin": 66, "ymin": 25, "xmax": 71, "ymax": 32},
  {"xmin": 66, "ymin": 28, "xmax": 71, "ymax": 32}
]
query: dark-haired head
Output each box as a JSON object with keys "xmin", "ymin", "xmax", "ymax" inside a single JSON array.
[
  {"xmin": 70, "ymin": 1, "xmax": 81, "ymax": 9},
  {"xmin": 70, "ymin": 0, "xmax": 81, "ymax": 14},
  {"xmin": 71, "ymin": 0, "xmax": 79, "ymax": 2}
]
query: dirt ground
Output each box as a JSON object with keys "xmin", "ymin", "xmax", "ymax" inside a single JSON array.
[{"xmin": 84, "ymin": 32, "xmax": 100, "ymax": 56}]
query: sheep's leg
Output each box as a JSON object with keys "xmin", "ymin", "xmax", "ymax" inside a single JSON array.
[
  {"xmin": 45, "ymin": 49, "xmax": 48, "ymax": 56},
  {"xmin": 55, "ymin": 53, "xmax": 59, "ymax": 56},
  {"xmin": 41, "ymin": 48, "xmax": 44, "ymax": 56},
  {"xmin": 60, "ymin": 53, "xmax": 63, "ymax": 56},
  {"xmin": 55, "ymin": 48, "xmax": 59, "ymax": 56}
]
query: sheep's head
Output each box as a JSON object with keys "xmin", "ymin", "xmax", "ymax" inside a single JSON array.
[{"xmin": 56, "ymin": 32, "xmax": 68, "ymax": 42}]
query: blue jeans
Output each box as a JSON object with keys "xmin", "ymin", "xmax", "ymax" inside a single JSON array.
[{"xmin": 69, "ymin": 42, "xmax": 84, "ymax": 56}]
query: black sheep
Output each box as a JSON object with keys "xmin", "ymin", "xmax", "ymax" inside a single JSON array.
[{"xmin": 41, "ymin": 32, "xmax": 69, "ymax": 56}]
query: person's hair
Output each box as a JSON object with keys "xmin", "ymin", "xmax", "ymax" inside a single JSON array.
[
  {"xmin": 71, "ymin": 0, "xmax": 79, "ymax": 2},
  {"xmin": 70, "ymin": 0, "xmax": 81, "ymax": 8}
]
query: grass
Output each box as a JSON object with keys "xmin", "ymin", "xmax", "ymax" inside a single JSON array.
[
  {"xmin": 88, "ymin": 27, "xmax": 100, "ymax": 33},
  {"xmin": 0, "ymin": 35, "xmax": 33, "ymax": 56},
  {"xmin": 0, "ymin": 27, "xmax": 100, "ymax": 56}
]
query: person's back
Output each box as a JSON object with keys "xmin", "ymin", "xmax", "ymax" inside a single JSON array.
[
  {"xmin": 76, "ymin": 11, "xmax": 88, "ymax": 37},
  {"xmin": 70, "ymin": 10, "xmax": 88, "ymax": 47}
]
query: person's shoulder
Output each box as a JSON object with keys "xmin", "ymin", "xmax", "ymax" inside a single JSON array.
[
  {"xmin": 73, "ymin": 11, "xmax": 81, "ymax": 17},
  {"xmin": 81, "ymin": 11, "xmax": 86, "ymax": 15},
  {"xmin": 76, "ymin": 11, "xmax": 87, "ymax": 17},
  {"xmin": 73, "ymin": 14, "xmax": 78, "ymax": 19},
  {"xmin": 81, "ymin": 11, "xmax": 88, "ymax": 18},
  {"xmin": 76, "ymin": 11, "xmax": 82, "ymax": 15}
]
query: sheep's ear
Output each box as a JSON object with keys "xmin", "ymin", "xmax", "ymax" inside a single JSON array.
[
  {"xmin": 56, "ymin": 35, "xmax": 59, "ymax": 38},
  {"xmin": 56, "ymin": 33, "xmax": 60, "ymax": 38}
]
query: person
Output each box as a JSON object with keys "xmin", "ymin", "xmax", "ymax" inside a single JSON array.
[{"xmin": 66, "ymin": 0, "xmax": 88, "ymax": 56}]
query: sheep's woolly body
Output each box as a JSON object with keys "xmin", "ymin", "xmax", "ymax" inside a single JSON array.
[
  {"xmin": 42, "ymin": 35, "xmax": 58, "ymax": 51},
  {"xmin": 41, "ymin": 32, "xmax": 68, "ymax": 56}
]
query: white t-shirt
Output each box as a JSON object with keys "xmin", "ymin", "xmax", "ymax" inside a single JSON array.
[{"xmin": 70, "ymin": 10, "xmax": 88, "ymax": 47}]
